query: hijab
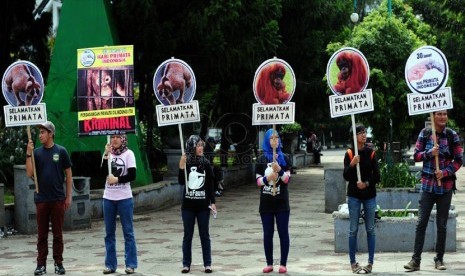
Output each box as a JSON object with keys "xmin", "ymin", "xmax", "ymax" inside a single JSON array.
[
  {"xmin": 185, "ymin": 135, "xmax": 210, "ymax": 171},
  {"xmin": 262, "ymin": 128, "xmax": 287, "ymax": 167},
  {"xmin": 111, "ymin": 134, "xmax": 128, "ymax": 155}
]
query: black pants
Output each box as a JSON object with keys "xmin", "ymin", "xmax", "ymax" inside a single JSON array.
[
  {"xmin": 412, "ymin": 190, "xmax": 452, "ymax": 262},
  {"xmin": 313, "ymin": 150, "xmax": 321, "ymax": 164}
]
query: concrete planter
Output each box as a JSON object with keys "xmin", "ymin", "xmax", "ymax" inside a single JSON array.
[
  {"xmin": 324, "ymin": 166, "xmax": 423, "ymax": 213},
  {"xmin": 376, "ymin": 187, "xmax": 420, "ymax": 209},
  {"xmin": 90, "ymin": 180, "xmax": 183, "ymax": 219},
  {"xmin": 324, "ymin": 166, "xmax": 346, "ymax": 213},
  {"xmin": 4, "ymin": 164, "xmax": 254, "ymax": 229},
  {"xmin": 333, "ymin": 206, "xmax": 457, "ymax": 252}
]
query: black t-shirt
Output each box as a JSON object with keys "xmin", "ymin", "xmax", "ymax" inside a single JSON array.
[
  {"xmin": 178, "ymin": 156, "xmax": 215, "ymax": 211},
  {"xmin": 343, "ymin": 147, "xmax": 380, "ymax": 200},
  {"xmin": 256, "ymin": 154, "xmax": 291, "ymax": 213}
]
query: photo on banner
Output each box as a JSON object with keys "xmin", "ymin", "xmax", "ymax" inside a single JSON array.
[
  {"xmin": 405, "ymin": 45, "xmax": 448, "ymax": 95},
  {"xmin": 253, "ymin": 59, "xmax": 295, "ymax": 105},
  {"xmin": 327, "ymin": 47, "xmax": 369, "ymax": 96},
  {"xmin": 153, "ymin": 59, "xmax": 196, "ymax": 106},
  {"xmin": 76, "ymin": 45, "xmax": 135, "ymax": 136},
  {"xmin": 2, "ymin": 61, "xmax": 44, "ymax": 107},
  {"xmin": 2, "ymin": 60, "xmax": 47, "ymax": 127}
]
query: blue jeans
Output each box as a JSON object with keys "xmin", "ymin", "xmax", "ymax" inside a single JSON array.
[
  {"xmin": 182, "ymin": 209, "xmax": 211, "ymax": 267},
  {"xmin": 412, "ymin": 190, "xmax": 452, "ymax": 263},
  {"xmin": 348, "ymin": 196, "xmax": 376, "ymax": 265},
  {"xmin": 260, "ymin": 211, "xmax": 290, "ymax": 266},
  {"xmin": 103, "ymin": 198, "xmax": 138, "ymax": 270}
]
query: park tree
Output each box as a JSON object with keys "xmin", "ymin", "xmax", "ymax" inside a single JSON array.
[
  {"xmin": 110, "ymin": 0, "xmax": 284, "ymax": 165},
  {"xmin": 277, "ymin": 0, "xmax": 352, "ymax": 138},
  {"xmin": 405, "ymin": 0, "xmax": 465, "ymax": 132},
  {"xmin": 327, "ymin": 0, "xmax": 435, "ymax": 148},
  {"xmin": 0, "ymin": 0, "xmax": 51, "ymax": 187},
  {"xmin": 0, "ymin": 0, "xmax": 52, "ymax": 109}
]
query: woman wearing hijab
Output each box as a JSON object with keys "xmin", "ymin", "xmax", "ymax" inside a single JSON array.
[
  {"xmin": 101, "ymin": 134, "xmax": 138, "ymax": 274},
  {"xmin": 178, "ymin": 135, "xmax": 216, "ymax": 273},
  {"xmin": 255, "ymin": 128, "xmax": 291, "ymax": 274}
]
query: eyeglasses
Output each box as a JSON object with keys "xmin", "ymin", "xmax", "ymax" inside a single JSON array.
[{"xmin": 356, "ymin": 131, "xmax": 367, "ymax": 135}]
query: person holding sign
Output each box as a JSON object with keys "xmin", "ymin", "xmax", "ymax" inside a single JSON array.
[
  {"xmin": 343, "ymin": 124, "xmax": 380, "ymax": 274},
  {"xmin": 178, "ymin": 135, "xmax": 216, "ymax": 274},
  {"xmin": 25, "ymin": 121, "xmax": 72, "ymax": 276},
  {"xmin": 255, "ymin": 129, "xmax": 291, "ymax": 274},
  {"xmin": 404, "ymin": 110, "xmax": 463, "ymax": 272},
  {"xmin": 101, "ymin": 134, "xmax": 138, "ymax": 274}
]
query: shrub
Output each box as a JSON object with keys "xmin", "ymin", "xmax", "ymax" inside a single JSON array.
[
  {"xmin": 0, "ymin": 126, "xmax": 35, "ymax": 187},
  {"xmin": 378, "ymin": 161, "xmax": 420, "ymax": 188},
  {"xmin": 280, "ymin": 122, "xmax": 301, "ymax": 134},
  {"xmin": 376, "ymin": 201, "xmax": 413, "ymax": 218}
]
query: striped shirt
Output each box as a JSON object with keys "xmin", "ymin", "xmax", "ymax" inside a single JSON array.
[{"xmin": 414, "ymin": 127, "xmax": 463, "ymax": 194}]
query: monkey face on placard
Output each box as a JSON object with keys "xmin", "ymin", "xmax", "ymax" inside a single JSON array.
[
  {"xmin": 79, "ymin": 68, "xmax": 134, "ymax": 111},
  {"xmin": 253, "ymin": 59, "xmax": 296, "ymax": 105},
  {"xmin": 153, "ymin": 59, "xmax": 196, "ymax": 106},
  {"xmin": 2, "ymin": 61, "xmax": 44, "ymax": 107},
  {"xmin": 326, "ymin": 47, "xmax": 370, "ymax": 96}
]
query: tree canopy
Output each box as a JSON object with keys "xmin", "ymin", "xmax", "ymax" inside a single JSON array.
[
  {"xmin": 2, "ymin": 0, "xmax": 463, "ymax": 161},
  {"xmin": 327, "ymin": 0, "xmax": 441, "ymax": 147}
]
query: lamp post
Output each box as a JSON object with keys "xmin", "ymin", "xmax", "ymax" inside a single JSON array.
[
  {"xmin": 350, "ymin": 12, "xmax": 359, "ymax": 24},
  {"xmin": 351, "ymin": 0, "xmax": 359, "ymax": 24}
]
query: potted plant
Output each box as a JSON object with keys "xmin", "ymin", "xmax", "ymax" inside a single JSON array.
[
  {"xmin": 280, "ymin": 122, "xmax": 302, "ymax": 153},
  {"xmin": 280, "ymin": 122, "xmax": 302, "ymax": 135},
  {"xmin": 376, "ymin": 160, "xmax": 422, "ymax": 209},
  {"xmin": 378, "ymin": 161, "xmax": 420, "ymax": 189}
]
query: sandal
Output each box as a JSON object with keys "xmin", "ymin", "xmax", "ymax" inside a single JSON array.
[
  {"xmin": 351, "ymin": 263, "xmax": 363, "ymax": 274},
  {"xmin": 125, "ymin": 267, "xmax": 135, "ymax": 274},
  {"xmin": 103, "ymin": 267, "xmax": 115, "ymax": 274},
  {"xmin": 363, "ymin": 264, "xmax": 372, "ymax": 274}
]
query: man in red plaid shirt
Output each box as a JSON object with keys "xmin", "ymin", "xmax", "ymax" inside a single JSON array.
[{"xmin": 404, "ymin": 110, "xmax": 463, "ymax": 272}]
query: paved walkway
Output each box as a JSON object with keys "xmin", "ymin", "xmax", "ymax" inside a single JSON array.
[{"xmin": 1, "ymin": 149, "xmax": 465, "ymax": 275}]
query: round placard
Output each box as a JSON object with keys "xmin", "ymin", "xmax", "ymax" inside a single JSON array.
[
  {"xmin": 153, "ymin": 58, "xmax": 196, "ymax": 106},
  {"xmin": 326, "ymin": 47, "xmax": 370, "ymax": 96},
  {"xmin": 253, "ymin": 58, "xmax": 296, "ymax": 105},
  {"xmin": 2, "ymin": 60, "xmax": 45, "ymax": 106},
  {"xmin": 404, "ymin": 45, "xmax": 448, "ymax": 94}
]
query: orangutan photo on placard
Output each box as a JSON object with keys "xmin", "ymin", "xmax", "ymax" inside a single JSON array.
[
  {"xmin": 77, "ymin": 67, "xmax": 134, "ymax": 111},
  {"xmin": 327, "ymin": 47, "xmax": 370, "ymax": 96},
  {"xmin": 253, "ymin": 59, "xmax": 295, "ymax": 105},
  {"xmin": 2, "ymin": 61, "xmax": 44, "ymax": 107},
  {"xmin": 153, "ymin": 59, "xmax": 196, "ymax": 106}
]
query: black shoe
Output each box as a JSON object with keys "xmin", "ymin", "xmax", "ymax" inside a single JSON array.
[
  {"xmin": 55, "ymin": 263, "xmax": 66, "ymax": 275},
  {"xmin": 215, "ymin": 190, "xmax": 223, "ymax": 197},
  {"xmin": 34, "ymin": 265, "xmax": 46, "ymax": 275},
  {"xmin": 204, "ymin": 266, "xmax": 213, "ymax": 273}
]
